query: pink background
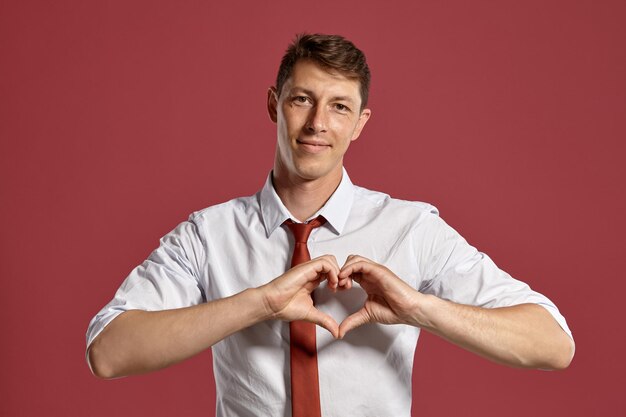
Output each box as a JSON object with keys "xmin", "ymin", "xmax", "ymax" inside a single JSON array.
[{"xmin": 1, "ymin": 1, "xmax": 624, "ymax": 415}]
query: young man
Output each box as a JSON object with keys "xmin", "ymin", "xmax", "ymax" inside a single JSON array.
[{"xmin": 87, "ymin": 34, "xmax": 574, "ymax": 416}]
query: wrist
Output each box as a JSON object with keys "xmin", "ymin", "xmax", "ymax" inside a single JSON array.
[
  {"xmin": 409, "ymin": 293, "xmax": 442, "ymax": 329},
  {"xmin": 248, "ymin": 285, "xmax": 278, "ymax": 322}
]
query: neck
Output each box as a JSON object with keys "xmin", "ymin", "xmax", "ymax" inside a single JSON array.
[{"xmin": 272, "ymin": 167, "xmax": 342, "ymax": 222}]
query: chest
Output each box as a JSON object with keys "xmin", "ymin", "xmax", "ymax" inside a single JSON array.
[{"xmin": 200, "ymin": 218, "xmax": 423, "ymax": 314}]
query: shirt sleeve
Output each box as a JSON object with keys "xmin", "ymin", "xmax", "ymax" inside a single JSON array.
[
  {"xmin": 417, "ymin": 212, "xmax": 573, "ymax": 339},
  {"xmin": 85, "ymin": 217, "xmax": 207, "ymax": 351}
]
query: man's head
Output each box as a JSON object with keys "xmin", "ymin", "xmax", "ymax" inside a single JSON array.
[
  {"xmin": 275, "ymin": 33, "xmax": 371, "ymax": 111},
  {"xmin": 268, "ymin": 33, "xmax": 372, "ymax": 189}
]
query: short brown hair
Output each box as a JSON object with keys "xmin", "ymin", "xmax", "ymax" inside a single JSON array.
[{"xmin": 276, "ymin": 33, "xmax": 371, "ymax": 109}]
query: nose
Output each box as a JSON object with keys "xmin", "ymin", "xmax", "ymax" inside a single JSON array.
[{"xmin": 305, "ymin": 105, "xmax": 328, "ymax": 134}]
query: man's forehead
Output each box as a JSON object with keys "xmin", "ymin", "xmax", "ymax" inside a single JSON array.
[{"xmin": 283, "ymin": 60, "xmax": 361, "ymax": 99}]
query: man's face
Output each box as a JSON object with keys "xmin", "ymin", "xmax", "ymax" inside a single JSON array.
[{"xmin": 268, "ymin": 59, "xmax": 371, "ymax": 184}]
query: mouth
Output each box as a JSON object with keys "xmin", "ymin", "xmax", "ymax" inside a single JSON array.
[{"xmin": 296, "ymin": 139, "xmax": 331, "ymax": 154}]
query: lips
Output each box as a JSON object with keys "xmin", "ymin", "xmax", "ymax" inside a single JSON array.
[{"xmin": 296, "ymin": 139, "xmax": 331, "ymax": 154}]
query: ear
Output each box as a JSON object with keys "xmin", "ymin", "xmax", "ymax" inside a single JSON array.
[
  {"xmin": 267, "ymin": 87, "xmax": 278, "ymax": 123},
  {"xmin": 350, "ymin": 108, "xmax": 371, "ymax": 142}
]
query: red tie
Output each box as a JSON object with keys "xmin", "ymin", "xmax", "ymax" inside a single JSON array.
[{"xmin": 285, "ymin": 217, "xmax": 326, "ymax": 417}]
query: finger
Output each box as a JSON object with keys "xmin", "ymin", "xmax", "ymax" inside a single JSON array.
[
  {"xmin": 338, "ymin": 307, "xmax": 371, "ymax": 339},
  {"xmin": 315, "ymin": 256, "xmax": 341, "ymax": 279},
  {"xmin": 337, "ymin": 276, "xmax": 352, "ymax": 290},
  {"xmin": 322, "ymin": 254, "xmax": 341, "ymax": 271},
  {"xmin": 313, "ymin": 254, "xmax": 341, "ymax": 273},
  {"xmin": 324, "ymin": 268, "xmax": 339, "ymax": 290},
  {"xmin": 298, "ymin": 258, "xmax": 340, "ymax": 288},
  {"xmin": 316, "ymin": 260, "xmax": 340, "ymax": 290},
  {"xmin": 321, "ymin": 273, "xmax": 338, "ymax": 292},
  {"xmin": 339, "ymin": 259, "xmax": 381, "ymax": 280},
  {"xmin": 341, "ymin": 254, "xmax": 370, "ymax": 270},
  {"xmin": 338, "ymin": 258, "xmax": 363, "ymax": 279},
  {"xmin": 306, "ymin": 308, "xmax": 340, "ymax": 339},
  {"xmin": 324, "ymin": 255, "xmax": 341, "ymax": 290},
  {"xmin": 343, "ymin": 254, "xmax": 358, "ymax": 264}
]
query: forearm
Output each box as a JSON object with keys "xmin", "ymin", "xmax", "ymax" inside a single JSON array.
[
  {"xmin": 413, "ymin": 296, "xmax": 575, "ymax": 370},
  {"xmin": 88, "ymin": 287, "xmax": 269, "ymax": 379}
]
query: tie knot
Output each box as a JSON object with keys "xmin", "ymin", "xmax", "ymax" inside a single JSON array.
[{"xmin": 285, "ymin": 216, "xmax": 326, "ymax": 243}]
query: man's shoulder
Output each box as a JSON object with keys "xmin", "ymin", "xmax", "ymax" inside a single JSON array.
[
  {"xmin": 350, "ymin": 184, "xmax": 452, "ymax": 242},
  {"xmin": 352, "ymin": 184, "xmax": 439, "ymax": 217},
  {"xmin": 187, "ymin": 192, "xmax": 261, "ymax": 225}
]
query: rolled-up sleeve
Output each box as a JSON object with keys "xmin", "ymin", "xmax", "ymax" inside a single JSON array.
[
  {"xmin": 418, "ymin": 213, "xmax": 572, "ymax": 339},
  {"xmin": 86, "ymin": 217, "xmax": 207, "ymax": 350}
]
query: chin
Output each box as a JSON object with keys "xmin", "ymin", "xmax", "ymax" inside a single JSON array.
[
  {"xmin": 293, "ymin": 167, "xmax": 325, "ymax": 181},
  {"xmin": 291, "ymin": 162, "xmax": 340, "ymax": 182}
]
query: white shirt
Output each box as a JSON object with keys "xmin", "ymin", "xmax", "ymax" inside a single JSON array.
[{"xmin": 87, "ymin": 169, "xmax": 572, "ymax": 417}]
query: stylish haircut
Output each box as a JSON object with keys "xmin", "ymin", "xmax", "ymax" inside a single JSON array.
[{"xmin": 276, "ymin": 33, "xmax": 371, "ymax": 109}]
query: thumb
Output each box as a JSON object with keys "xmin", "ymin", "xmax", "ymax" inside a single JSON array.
[
  {"xmin": 305, "ymin": 308, "xmax": 340, "ymax": 339},
  {"xmin": 338, "ymin": 307, "xmax": 371, "ymax": 339}
]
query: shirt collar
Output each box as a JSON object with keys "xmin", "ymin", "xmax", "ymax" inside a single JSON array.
[{"xmin": 259, "ymin": 167, "xmax": 355, "ymax": 238}]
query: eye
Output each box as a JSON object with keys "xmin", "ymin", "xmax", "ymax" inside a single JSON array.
[
  {"xmin": 334, "ymin": 103, "xmax": 350, "ymax": 113},
  {"xmin": 292, "ymin": 96, "xmax": 311, "ymax": 106}
]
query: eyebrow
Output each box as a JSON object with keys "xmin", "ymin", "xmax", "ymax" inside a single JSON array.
[{"xmin": 289, "ymin": 87, "xmax": 356, "ymax": 104}]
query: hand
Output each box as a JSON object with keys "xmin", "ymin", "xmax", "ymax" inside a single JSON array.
[
  {"xmin": 260, "ymin": 255, "xmax": 343, "ymax": 338},
  {"xmin": 338, "ymin": 255, "xmax": 423, "ymax": 338}
]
